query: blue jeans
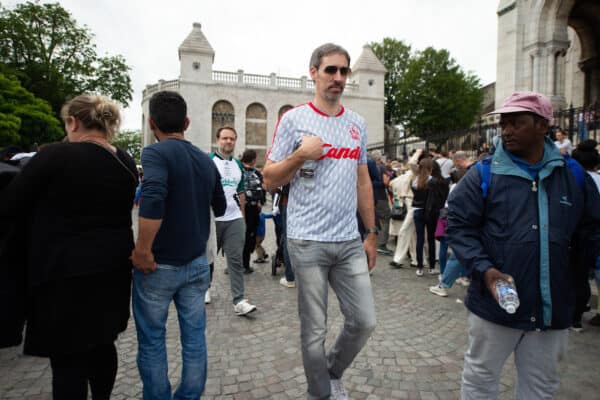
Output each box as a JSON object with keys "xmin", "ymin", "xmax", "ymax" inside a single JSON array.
[
  {"xmin": 439, "ymin": 238, "xmax": 449, "ymax": 274},
  {"xmin": 287, "ymin": 238, "xmax": 376, "ymax": 400},
  {"xmin": 440, "ymin": 252, "xmax": 468, "ymax": 288},
  {"xmin": 132, "ymin": 255, "xmax": 210, "ymax": 400}
]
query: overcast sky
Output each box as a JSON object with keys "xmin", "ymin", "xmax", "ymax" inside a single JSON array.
[{"xmin": 9, "ymin": 0, "xmax": 499, "ymax": 130}]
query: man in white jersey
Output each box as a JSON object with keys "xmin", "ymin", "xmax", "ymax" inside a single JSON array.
[
  {"xmin": 210, "ymin": 127, "xmax": 257, "ymax": 316},
  {"xmin": 263, "ymin": 43, "xmax": 377, "ymax": 400}
]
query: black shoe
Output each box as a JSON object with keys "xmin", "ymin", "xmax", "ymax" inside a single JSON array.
[
  {"xmin": 244, "ymin": 267, "xmax": 254, "ymax": 274},
  {"xmin": 389, "ymin": 261, "xmax": 403, "ymax": 268},
  {"xmin": 377, "ymin": 247, "xmax": 393, "ymax": 256},
  {"xmin": 589, "ymin": 314, "xmax": 600, "ymax": 327},
  {"xmin": 253, "ymin": 258, "xmax": 267, "ymax": 264}
]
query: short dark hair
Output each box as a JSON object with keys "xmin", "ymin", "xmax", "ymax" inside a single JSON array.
[
  {"xmin": 216, "ymin": 126, "xmax": 237, "ymax": 139},
  {"xmin": 572, "ymin": 139, "xmax": 600, "ymax": 170},
  {"xmin": 149, "ymin": 91, "xmax": 187, "ymax": 134},
  {"xmin": 241, "ymin": 149, "xmax": 257, "ymax": 164},
  {"xmin": 309, "ymin": 43, "xmax": 351, "ymax": 70}
]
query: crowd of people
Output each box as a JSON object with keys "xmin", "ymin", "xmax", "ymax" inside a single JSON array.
[{"xmin": 1, "ymin": 42, "xmax": 599, "ymax": 400}]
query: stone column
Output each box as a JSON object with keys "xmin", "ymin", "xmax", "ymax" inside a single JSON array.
[
  {"xmin": 530, "ymin": 49, "xmax": 542, "ymax": 92},
  {"xmin": 579, "ymin": 57, "xmax": 600, "ymax": 106}
]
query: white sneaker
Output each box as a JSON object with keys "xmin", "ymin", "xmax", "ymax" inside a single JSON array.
[
  {"xmin": 416, "ymin": 268, "xmax": 424, "ymax": 277},
  {"xmin": 429, "ymin": 284, "xmax": 448, "ymax": 297},
  {"xmin": 456, "ymin": 277, "xmax": 471, "ymax": 287},
  {"xmin": 234, "ymin": 299, "xmax": 257, "ymax": 316},
  {"xmin": 330, "ymin": 378, "xmax": 349, "ymax": 400},
  {"xmin": 279, "ymin": 277, "xmax": 295, "ymax": 288},
  {"xmin": 204, "ymin": 289, "xmax": 211, "ymax": 304}
]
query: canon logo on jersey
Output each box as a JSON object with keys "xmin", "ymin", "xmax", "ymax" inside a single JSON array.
[{"xmin": 319, "ymin": 144, "xmax": 361, "ymax": 160}]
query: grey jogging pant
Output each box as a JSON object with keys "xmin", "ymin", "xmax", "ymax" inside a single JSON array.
[{"xmin": 462, "ymin": 312, "xmax": 568, "ymax": 400}]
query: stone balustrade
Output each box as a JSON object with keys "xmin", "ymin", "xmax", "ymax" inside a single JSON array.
[{"xmin": 143, "ymin": 70, "xmax": 358, "ymax": 98}]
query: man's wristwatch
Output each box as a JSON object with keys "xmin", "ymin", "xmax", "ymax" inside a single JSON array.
[{"xmin": 366, "ymin": 227, "xmax": 378, "ymax": 235}]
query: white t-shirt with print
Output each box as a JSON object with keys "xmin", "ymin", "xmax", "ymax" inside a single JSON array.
[
  {"xmin": 267, "ymin": 102, "xmax": 368, "ymax": 242},
  {"xmin": 210, "ymin": 152, "xmax": 244, "ymax": 222}
]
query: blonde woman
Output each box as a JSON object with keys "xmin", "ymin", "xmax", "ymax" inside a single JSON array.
[{"xmin": 0, "ymin": 95, "xmax": 137, "ymax": 399}]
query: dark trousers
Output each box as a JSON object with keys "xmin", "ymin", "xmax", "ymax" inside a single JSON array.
[
  {"xmin": 413, "ymin": 209, "xmax": 437, "ymax": 269},
  {"xmin": 50, "ymin": 342, "xmax": 117, "ymax": 400},
  {"xmin": 243, "ymin": 204, "xmax": 261, "ymax": 270},
  {"xmin": 280, "ymin": 203, "xmax": 294, "ymax": 282}
]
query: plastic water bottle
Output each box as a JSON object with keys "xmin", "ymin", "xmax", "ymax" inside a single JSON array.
[
  {"xmin": 496, "ymin": 279, "xmax": 520, "ymax": 314},
  {"xmin": 299, "ymin": 160, "xmax": 317, "ymax": 189}
]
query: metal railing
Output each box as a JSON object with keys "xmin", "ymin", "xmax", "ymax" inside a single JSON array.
[{"xmin": 373, "ymin": 103, "xmax": 600, "ymax": 161}]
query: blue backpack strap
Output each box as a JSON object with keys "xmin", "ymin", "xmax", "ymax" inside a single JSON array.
[
  {"xmin": 563, "ymin": 154, "xmax": 585, "ymax": 190},
  {"xmin": 476, "ymin": 157, "xmax": 493, "ymax": 199}
]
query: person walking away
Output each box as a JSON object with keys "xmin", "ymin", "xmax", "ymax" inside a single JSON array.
[
  {"xmin": 241, "ymin": 149, "xmax": 265, "ymax": 274},
  {"xmin": 131, "ymin": 91, "xmax": 226, "ymax": 399},
  {"xmin": 0, "ymin": 95, "xmax": 138, "ymax": 400},
  {"xmin": 389, "ymin": 150, "xmax": 420, "ymax": 268},
  {"xmin": 412, "ymin": 157, "xmax": 449, "ymax": 277},
  {"xmin": 570, "ymin": 139, "xmax": 600, "ymax": 330}
]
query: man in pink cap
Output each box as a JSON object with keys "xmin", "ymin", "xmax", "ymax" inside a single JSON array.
[{"xmin": 446, "ymin": 91, "xmax": 600, "ymax": 399}]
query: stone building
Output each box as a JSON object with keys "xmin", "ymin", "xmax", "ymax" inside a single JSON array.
[
  {"xmin": 495, "ymin": 0, "xmax": 599, "ymax": 111},
  {"xmin": 141, "ymin": 23, "xmax": 386, "ymax": 165}
]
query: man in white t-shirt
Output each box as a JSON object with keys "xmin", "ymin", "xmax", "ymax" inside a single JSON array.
[
  {"xmin": 554, "ymin": 128, "xmax": 572, "ymax": 154},
  {"xmin": 263, "ymin": 43, "xmax": 377, "ymax": 400},
  {"xmin": 210, "ymin": 127, "xmax": 257, "ymax": 316}
]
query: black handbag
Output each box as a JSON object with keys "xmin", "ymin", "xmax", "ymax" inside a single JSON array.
[{"xmin": 390, "ymin": 197, "xmax": 407, "ymax": 221}]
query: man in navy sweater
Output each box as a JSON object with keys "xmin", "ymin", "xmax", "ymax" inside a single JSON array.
[{"xmin": 131, "ymin": 91, "xmax": 226, "ymax": 400}]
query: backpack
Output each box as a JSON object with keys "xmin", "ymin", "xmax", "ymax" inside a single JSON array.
[
  {"xmin": 243, "ymin": 167, "xmax": 264, "ymax": 206},
  {"xmin": 476, "ymin": 154, "xmax": 585, "ymax": 199}
]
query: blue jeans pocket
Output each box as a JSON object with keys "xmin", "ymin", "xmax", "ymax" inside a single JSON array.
[{"xmin": 136, "ymin": 264, "xmax": 181, "ymax": 299}]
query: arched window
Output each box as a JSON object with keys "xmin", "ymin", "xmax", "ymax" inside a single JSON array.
[
  {"xmin": 278, "ymin": 104, "xmax": 294, "ymax": 120},
  {"xmin": 212, "ymin": 100, "xmax": 235, "ymax": 151},
  {"xmin": 245, "ymin": 103, "xmax": 267, "ymax": 166}
]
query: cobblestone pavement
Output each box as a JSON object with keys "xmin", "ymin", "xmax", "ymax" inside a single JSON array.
[{"xmin": 2, "ymin": 215, "xmax": 599, "ymax": 399}]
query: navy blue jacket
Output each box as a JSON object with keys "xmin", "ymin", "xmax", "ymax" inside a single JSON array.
[{"xmin": 447, "ymin": 137, "xmax": 600, "ymax": 330}]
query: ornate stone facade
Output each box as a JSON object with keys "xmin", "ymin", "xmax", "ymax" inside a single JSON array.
[
  {"xmin": 495, "ymin": 0, "xmax": 599, "ymax": 111},
  {"xmin": 141, "ymin": 23, "xmax": 386, "ymax": 165}
]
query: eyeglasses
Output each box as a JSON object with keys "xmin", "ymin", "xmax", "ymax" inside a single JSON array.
[{"xmin": 323, "ymin": 65, "xmax": 351, "ymax": 76}]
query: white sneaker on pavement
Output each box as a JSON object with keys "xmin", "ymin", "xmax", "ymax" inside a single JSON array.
[
  {"xmin": 330, "ymin": 378, "xmax": 349, "ymax": 400},
  {"xmin": 429, "ymin": 284, "xmax": 448, "ymax": 297},
  {"xmin": 234, "ymin": 299, "xmax": 257, "ymax": 316},
  {"xmin": 279, "ymin": 277, "xmax": 296, "ymax": 288},
  {"xmin": 456, "ymin": 277, "xmax": 471, "ymax": 287},
  {"xmin": 204, "ymin": 289, "xmax": 211, "ymax": 304}
]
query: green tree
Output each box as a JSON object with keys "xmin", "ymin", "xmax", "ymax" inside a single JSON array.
[
  {"xmin": 370, "ymin": 38, "xmax": 483, "ymax": 147},
  {"xmin": 0, "ymin": 71, "xmax": 63, "ymax": 148},
  {"xmin": 0, "ymin": 1, "xmax": 132, "ymax": 119},
  {"xmin": 370, "ymin": 38, "xmax": 412, "ymax": 126},
  {"xmin": 112, "ymin": 129, "xmax": 141, "ymax": 164},
  {"xmin": 396, "ymin": 47, "xmax": 483, "ymax": 146}
]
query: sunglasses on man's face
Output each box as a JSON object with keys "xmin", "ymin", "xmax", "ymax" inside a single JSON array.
[{"xmin": 323, "ymin": 65, "xmax": 351, "ymax": 76}]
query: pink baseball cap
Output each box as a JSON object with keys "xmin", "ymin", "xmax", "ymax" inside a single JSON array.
[{"xmin": 489, "ymin": 91, "xmax": 553, "ymax": 121}]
